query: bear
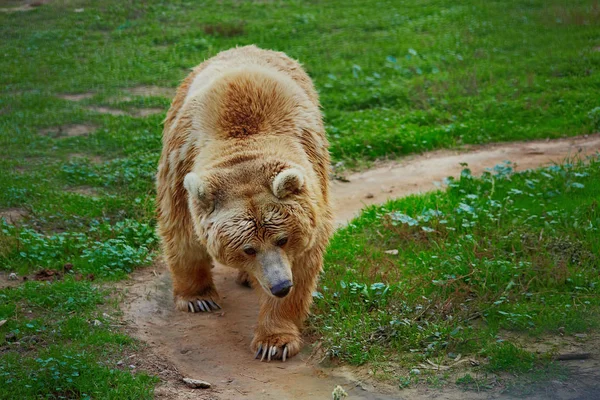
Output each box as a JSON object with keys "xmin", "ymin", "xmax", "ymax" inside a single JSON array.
[{"xmin": 156, "ymin": 45, "xmax": 333, "ymax": 362}]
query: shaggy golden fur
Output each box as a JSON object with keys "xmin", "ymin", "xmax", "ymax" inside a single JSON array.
[{"xmin": 156, "ymin": 45, "xmax": 333, "ymax": 361}]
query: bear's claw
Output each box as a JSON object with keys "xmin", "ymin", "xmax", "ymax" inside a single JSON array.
[
  {"xmin": 254, "ymin": 343, "xmax": 289, "ymax": 362},
  {"xmin": 187, "ymin": 299, "xmax": 221, "ymax": 313},
  {"xmin": 175, "ymin": 289, "xmax": 221, "ymax": 313}
]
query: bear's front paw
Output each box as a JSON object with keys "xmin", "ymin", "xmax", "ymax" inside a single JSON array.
[
  {"xmin": 174, "ymin": 290, "xmax": 221, "ymax": 313},
  {"xmin": 251, "ymin": 332, "xmax": 301, "ymax": 362}
]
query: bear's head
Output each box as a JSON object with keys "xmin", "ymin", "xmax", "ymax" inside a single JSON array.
[{"xmin": 183, "ymin": 161, "xmax": 318, "ymax": 298}]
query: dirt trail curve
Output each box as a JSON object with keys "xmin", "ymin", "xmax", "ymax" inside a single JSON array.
[{"xmin": 122, "ymin": 135, "xmax": 600, "ymax": 400}]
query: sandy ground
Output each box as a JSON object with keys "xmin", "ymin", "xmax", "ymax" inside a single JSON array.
[{"xmin": 120, "ymin": 134, "xmax": 600, "ymax": 400}]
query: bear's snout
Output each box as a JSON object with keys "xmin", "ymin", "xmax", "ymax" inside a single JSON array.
[
  {"xmin": 258, "ymin": 250, "xmax": 293, "ymax": 297},
  {"xmin": 270, "ymin": 280, "xmax": 292, "ymax": 298}
]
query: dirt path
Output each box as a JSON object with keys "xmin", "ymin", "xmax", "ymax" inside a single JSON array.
[
  {"xmin": 332, "ymin": 134, "xmax": 600, "ymax": 226},
  {"xmin": 122, "ymin": 135, "xmax": 600, "ymax": 400}
]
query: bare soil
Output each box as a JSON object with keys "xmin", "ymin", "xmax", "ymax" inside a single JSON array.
[
  {"xmin": 125, "ymin": 86, "xmax": 176, "ymax": 98},
  {"xmin": 101, "ymin": 86, "xmax": 175, "ymax": 103},
  {"xmin": 87, "ymin": 106, "xmax": 128, "ymax": 116},
  {"xmin": 0, "ymin": 271, "xmax": 24, "ymax": 289},
  {"xmin": 0, "ymin": 0, "xmax": 49, "ymax": 12},
  {"xmin": 57, "ymin": 92, "xmax": 95, "ymax": 101},
  {"xmin": 40, "ymin": 124, "xmax": 98, "ymax": 138},
  {"xmin": 0, "ymin": 207, "xmax": 27, "ymax": 224},
  {"xmin": 121, "ymin": 135, "xmax": 600, "ymax": 400},
  {"xmin": 64, "ymin": 186, "xmax": 99, "ymax": 196},
  {"xmin": 135, "ymin": 107, "xmax": 164, "ymax": 117},
  {"xmin": 57, "ymin": 88, "xmax": 168, "ymax": 115},
  {"xmin": 68, "ymin": 153, "xmax": 104, "ymax": 164},
  {"xmin": 86, "ymin": 105, "xmax": 164, "ymax": 117}
]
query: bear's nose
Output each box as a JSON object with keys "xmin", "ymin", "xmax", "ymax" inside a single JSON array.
[{"xmin": 270, "ymin": 280, "xmax": 292, "ymax": 298}]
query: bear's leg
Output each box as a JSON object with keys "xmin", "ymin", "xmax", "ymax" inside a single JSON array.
[
  {"xmin": 251, "ymin": 253, "xmax": 322, "ymax": 361},
  {"xmin": 166, "ymin": 240, "xmax": 221, "ymax": 313},
  {"xmin": 235, "ymin": 270, "xmax": 253, "ymax": 288}
]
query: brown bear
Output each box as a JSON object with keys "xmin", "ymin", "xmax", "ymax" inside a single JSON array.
[{"xmin": 156, "ymin": 45, "xmax": 333, "ymax": 362}]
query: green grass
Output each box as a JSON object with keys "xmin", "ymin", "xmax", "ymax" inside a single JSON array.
[
  {"xmin": 1, "ymin": 0, "xmax": 599, "ymax": 397},
  {"xmin": 1, "ymin": 218, "xmax": 156, "ymax": 278},
  {"xmin": 311, "ymin": 155, "xmax": 600, "ymax": 385},
  {"xmin": 1, "ymin": 0, "xmax": 600, "ymax": 167},
  {"xmin": 0, "ymin": 279, "xmax": 157, "ymax": 399}
]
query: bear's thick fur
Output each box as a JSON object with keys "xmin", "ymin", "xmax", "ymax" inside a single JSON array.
[{"xmin": 156, "ymin": 45, "xmax": 333, "ymax": 361}]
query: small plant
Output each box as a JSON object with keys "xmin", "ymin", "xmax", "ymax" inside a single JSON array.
[
  {"xmin": 456, "ymin": 373, "xmax": 475, "ymax": 386},
  {"xmin": 588, "ymin": 107, "xmax": 600, "ymax": 130},
  {"xmin": 398, "ymin": 376, "xmax": 412, "ymax": 388},
  {"xmin": 332, "ymin": 385, "xmax": 348, "ymax": 400},
  {"xmin": 486, "ymin": 343, "xmax": 536, "ymax": 373}
]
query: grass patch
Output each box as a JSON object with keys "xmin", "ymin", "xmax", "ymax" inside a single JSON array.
[
  {"xmin": 312, "ymin": 155, "xmax": 600, "ymax": 379},
  {"xmin": 1, "ymin": 218, "xmax": 156, "ymax": 279},
  {"xmin": 0, "ymin": 279, "xmax": 158, "ymax": 399},
  {"xmin": 485, "ymin": 342, "xmax": 536, "ymax": 373},
  {"xmin": 1, "ymin": 0, "xmax": 599, "ymax": 167}
]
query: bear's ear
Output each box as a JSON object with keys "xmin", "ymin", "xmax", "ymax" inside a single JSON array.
[
  {"xmin": 272, "ymin": 168, "xmax": 305, "ymax": 199},
  {"xmin": 184, "ymin": 172, "xmax": 213, "ymax": 212}
]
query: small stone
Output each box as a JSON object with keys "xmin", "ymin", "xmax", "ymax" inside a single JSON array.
[
  {"xmin": 129, "ymin": 364, "xmax": 136, "ymax": 369},
  {"xmin": 574, "ymin": 333, "xmax": 588, "ymax": 338},
  {"xmin": 0, "ymin": 320, "xmax": 6, "ymax": 327},
  {"xmin": 384, "ymin": 249, "xmax": 399, "ymax": 255},
  {"xmin": 183, "ymin": 377, "xmax": 211, "ymax": 389},
  {"xmin": 365, "ymin": 193, "xmax": 374, "ymax": 199},
  {"xmin": 116, "ymin": 360, "xmax": 124, "ymax": 366},
  {"xmin": 92, "ymin": 319, "xmax": 102, "ymax": 326},
  {"xmin": 410, "ymin": 368, "xmax": 421, "ymax": 375},
  {"xmin": 8, "ymin": 273, "xmax": 18, "ymax": 280}
]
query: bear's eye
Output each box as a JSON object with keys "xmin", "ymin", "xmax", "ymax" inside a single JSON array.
[
  {"xmin": 244, "ymin": 247, "xmax": 257, "ymax": 256},
  {"xmin": 275, "ymin": 237, "xmax": 288, "ymax": 247}
]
